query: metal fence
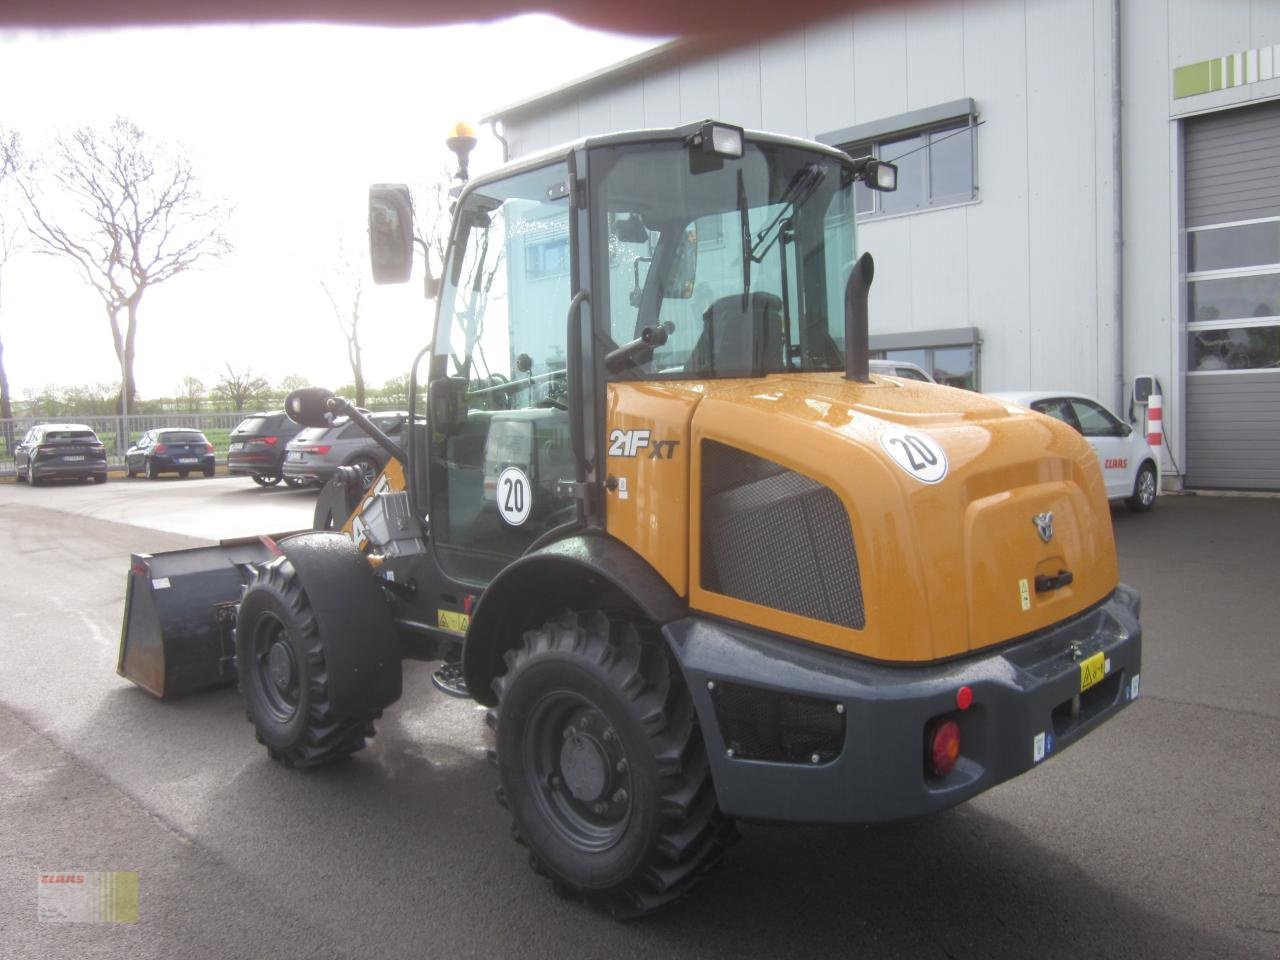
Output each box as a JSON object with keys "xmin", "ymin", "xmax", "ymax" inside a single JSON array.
[{"xmin": 0, "ymin": 413, "xmax": 251, "ymax": 474}]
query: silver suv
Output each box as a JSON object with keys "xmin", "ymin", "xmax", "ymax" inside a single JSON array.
[{"xmin": 283, "ymin": 411, "xmax": 408, "ymax": 489}]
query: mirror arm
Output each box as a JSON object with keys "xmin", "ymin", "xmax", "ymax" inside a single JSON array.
[{"xmin": 326, "ymin": 397, "xmax": 409, "ymax": 467}]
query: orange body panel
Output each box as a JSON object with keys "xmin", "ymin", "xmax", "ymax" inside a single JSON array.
[
  {"xmin": 604, "ymin": 384, "xmax": 700, "ymax": 595},
  {"xmin": 604, "ymin": 373, "xmax": 1119, "ymax": 664}
]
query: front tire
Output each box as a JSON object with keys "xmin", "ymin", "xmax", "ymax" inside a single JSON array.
[
  {"xmin": 493, "ymin": 610, "xmax": 732, "ymax": 918},
  {"xmin": 236, "ymin": 556, "xmax": 378, "ymax": 767},
  {"xmin": 1127, "ymin": 461, "xmax": 1157, "ymax": 512}
]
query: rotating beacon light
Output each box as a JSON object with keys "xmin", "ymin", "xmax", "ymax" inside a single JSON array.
[{"xmin": 446, "ymin": 121, "xmax": 479, "ymax": 185}]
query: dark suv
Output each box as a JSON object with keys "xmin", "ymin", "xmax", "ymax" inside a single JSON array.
[
  {"xmin": 227, "ymin": 412, "xmax": 305, "ymax": 487},
  {"xmin": 15, "ymin": 423, "xmax": 108, "ymax": 485}
]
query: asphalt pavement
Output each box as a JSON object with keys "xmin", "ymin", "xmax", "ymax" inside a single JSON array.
[{"xmin": 0, "ymin": 478, "xmax": 1276, "ymax": 959}]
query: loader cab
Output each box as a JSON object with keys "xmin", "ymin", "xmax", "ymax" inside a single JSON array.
[{"xmin": 415, "ymin": 123, "xmax": 869, "ymax": 587}]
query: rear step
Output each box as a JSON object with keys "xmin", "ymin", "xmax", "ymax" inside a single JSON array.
[{"xmin": 117, "ymin": 535, "xmax": 300, "ymax": 699}]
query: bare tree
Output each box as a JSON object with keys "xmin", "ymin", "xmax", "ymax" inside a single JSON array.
[
  {"xmin": 410, "ymin": 165, "xmax": 456, "ymax": 298},
  {"xmin": 20, "ymin": 117, "xmax": 231, "ymax": 415},
  {"xmin": 0, "ymin": 128, "xmax": 23, "ymax": 453},
  {"xmin": 211, "ymin": 363, "xmax": 270, "ymax": 412},
  {"xmin": 177, "ymin": 375, "xmax": 205, "ymax": 412},
  {"xmin": 321, "ymin": 240, "xmax": 366, "ymax": 407}
]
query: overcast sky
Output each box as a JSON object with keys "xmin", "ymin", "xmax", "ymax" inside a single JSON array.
[{"xmin": 0, "ymin": 19, "xmax": 660, "ymax": 401}]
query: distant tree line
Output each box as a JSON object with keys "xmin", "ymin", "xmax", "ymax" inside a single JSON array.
[{"xmin": 12, "ymin": 369, "xmax": 413, "ymax": 419}]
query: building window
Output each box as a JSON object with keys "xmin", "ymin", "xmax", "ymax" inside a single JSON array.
[
  {"xmin": 526, "ymin": 234, "xmax": 569, "ymax": 281},
  {"xmin": 844, "ymin": 120, "xmax": 975, "ymax": 218},
  {"xmin": 873, "ymin": 346, "xmax": 977, "ymax": 390},
  {"xmin": 1186, "ymin": 215, "xmax": 1280, "ymax": 372}
]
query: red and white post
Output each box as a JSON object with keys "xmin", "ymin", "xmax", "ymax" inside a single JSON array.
[{"xmin": 1146, "ymin": 394, "xmax": 1163, "ymax": 448}]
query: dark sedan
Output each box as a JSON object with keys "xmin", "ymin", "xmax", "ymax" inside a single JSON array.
[
  {"xmin": 126, "ymin": 428, "xmax": 216, "ymax": 479},
  {"xmin": 14, "ymin": 423, "xmax": 108, "ymax": 485}
]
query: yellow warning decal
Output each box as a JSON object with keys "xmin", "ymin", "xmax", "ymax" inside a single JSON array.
[{"xmin": 437, "ymin": 609, "xmax": 470, "ymax": 634}]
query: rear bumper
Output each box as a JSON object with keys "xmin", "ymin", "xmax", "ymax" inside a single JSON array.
[
  {"xmin": 664, "ymin": 584, "xmax": 1142, "ymax": 825},
  {"xmin": 283, "ymin": 460, "xmax": 333, "ymax": 483},
  {"xmin": 32, "ymin": 460, "xmax": 107, "ymax": 479},
  {"xmin": 228, "ymin": 452, "xmax": 282, "ymax": 476},
  {"xmin": 150, "ymin": 455, "xmax": 215, "ymax": 472}
]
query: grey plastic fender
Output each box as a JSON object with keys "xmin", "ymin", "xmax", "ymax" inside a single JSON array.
[
  {"xmin": 463, "ymin": 534, "xmax": 687, "ymax": 706},
  {"xmin": 277, "ymin": 533, "xmax": 402, "ymax": 717}
]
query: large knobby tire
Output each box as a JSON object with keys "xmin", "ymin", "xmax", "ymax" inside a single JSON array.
[
  {"xmin": 236, "ymin": 556, "xmax": 377, "ymax": 767},
  {"xmin": 492, "ymin": 610, "xmax": 733, "ymax": 918},
  {"xmin": 1127, "ymin": 461, "xmax": 1157, "ymax": 512}
]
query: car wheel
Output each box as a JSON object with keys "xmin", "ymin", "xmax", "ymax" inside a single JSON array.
[
  {"xmin": 126, "ymin": 463, "xmax": 136, "ymax": 478},
  {"xmin": 145, "ymin": 459, "xmax": 157, "ymax": 480},
  {"xmin": 1127, "ymin": 461, "xmax": 1157, "ymax": 512},
  {"xmin": 30, "ymin": 472, "xmax": 42, "ymax": 487},
  {"xmin": 179, "ymin": 470, "xmax": 189, "ymax": 479},
  {"xmin": 493, "ymin": 609, "xmax": 735, "ymax": 918},
  {"xmin": 283, "ymin": 476, "xmax": 309, "ymax": 489},
  {"xmin": 93, "ymin": 474, "xmax": 107, "ymax": 484},
  {"xmin": 347, "ymin": 456, "xmax": 379, "ymax": 490},
  {"xmin": 203, "ymin": 466, "xmax": 216, "ymax": 478},
  {"xmin": 16, "ymin": 463, "xmax": 26, "ymax": 483},
  {"xmin": 252, "ymin": 474, "xmax": 283, "ymax": 487}
]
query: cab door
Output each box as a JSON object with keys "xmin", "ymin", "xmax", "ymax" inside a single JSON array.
[{"xmin": 427, "ymin": 160, "xmax": 581, "ymax": 587}]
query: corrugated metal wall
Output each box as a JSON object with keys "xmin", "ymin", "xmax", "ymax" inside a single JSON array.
[{"xmin": 1183, "ymin": 99, "xmax": 1280, "ymax": 490}]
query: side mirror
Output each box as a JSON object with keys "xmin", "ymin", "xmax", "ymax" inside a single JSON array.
[
  {"xmin": 428, "ymin": 377, "xmax": 468, "ymax": 435},
  {"xmin": 285, "ymin": 387, "xmax": 337, "ymax": 428},
  {"xmin": 369, "ymin": 184, "xmax": 414, "ymax": 285}
]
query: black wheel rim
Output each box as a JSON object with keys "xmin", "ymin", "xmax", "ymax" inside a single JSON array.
[
  {"xmin": 524, "ymin": 692, "xmax": 633, "ymax": 853},
  {"xmin": 353, "ymin": 460, "xmax": 377, "ymax": 489},
  {"xmin": 252, "ymin": 612, "xmax": 301, "ymax": 722}
]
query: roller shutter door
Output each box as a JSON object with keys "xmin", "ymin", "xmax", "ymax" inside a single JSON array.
[{"xmin": 1183, "ymin": 99, "xmax": 1280, "ymax": 490}]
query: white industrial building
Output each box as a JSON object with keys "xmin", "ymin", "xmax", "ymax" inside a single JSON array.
[{"xmin": 483, "ymin": 0, "xmax": 1280, "ymax": 490}]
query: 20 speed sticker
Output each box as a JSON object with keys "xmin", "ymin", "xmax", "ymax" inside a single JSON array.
[
  {"xmin": 878, "ymin": 425, "xmax": 948, "ymax": 484},
  {"xmin": 496, "ymin": 466, "xmax": 532, "ymax": 526}
]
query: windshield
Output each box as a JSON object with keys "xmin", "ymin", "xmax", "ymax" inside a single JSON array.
[{"xmin": 592, "ymin": 141, "xmax": 857, "ymax": 378}]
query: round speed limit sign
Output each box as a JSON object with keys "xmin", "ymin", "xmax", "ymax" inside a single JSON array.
[
  {"xmin": 496, "ymin": 466, "xmax": 532, "ymax": 526},
  {"xmin": 878, "ymin": 425, "xmax": 948, "ymax": 484}
]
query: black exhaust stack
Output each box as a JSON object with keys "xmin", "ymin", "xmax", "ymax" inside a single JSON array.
[{"xmin": 843, "ymin": 251, "xmax": 874, "ymax": 382}]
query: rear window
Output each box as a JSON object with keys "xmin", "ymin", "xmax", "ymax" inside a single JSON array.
[
  {"xmin": 45, "ymin": 430, "xmax": 98, "ymax": 441},
  {"xmin": 295, "ymin": 427, "xmax": 333, "ymax": 442},
  {"xmin": 160, "ymin": 432, "xmax": 207, "ymax": 443},
  {"xmin": 233, "ymin": 417, "xmax": 270, "ymax": 435}
]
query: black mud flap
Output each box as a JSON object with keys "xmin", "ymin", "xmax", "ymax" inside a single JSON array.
[{"xmin": 117, "ymin": 536, "xmax": 287, "ymax": 699}]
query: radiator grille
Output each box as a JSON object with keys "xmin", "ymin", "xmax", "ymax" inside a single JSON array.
[{"xmin": 701, "ymin": 441, "xmax": 865, "ymax": 629}]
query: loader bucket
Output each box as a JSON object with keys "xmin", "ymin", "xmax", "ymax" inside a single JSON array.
[{"xmin": 117, "ymin": 537, "xmax": 281, "ymax": 699}]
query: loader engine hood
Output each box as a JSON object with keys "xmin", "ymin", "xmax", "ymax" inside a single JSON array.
[{"xmin": 681, "ymin": 373, "xmax": 1120, "ymax": 662}]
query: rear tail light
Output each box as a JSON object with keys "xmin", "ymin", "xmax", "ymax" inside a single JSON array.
[
  {"xmin": 926, "ymin": 718, "xmax": 961, "ymax": 778},
  {"xmin": 262, "ymin": 436, "xmax": 278, "ymax": 446},
  {"xmin": 205, "ymin": 443, "xmax": 215, "ymax": 453},
  {"xmin": 309, "ymin": 445, "xmax": 331, "ymax": 455},
  {"xmin": 154, "ymin": 443, "xmax": 168, "ymax": 453}
]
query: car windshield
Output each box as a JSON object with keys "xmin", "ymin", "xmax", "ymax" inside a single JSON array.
[{"xmin": 591, "ymin": 140, "xmax": 857, "ymax": 378}]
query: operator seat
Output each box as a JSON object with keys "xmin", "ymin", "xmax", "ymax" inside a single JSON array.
[{"xmin": 685, "ymin": 291, "xmax": 786, "ymax": 377}]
